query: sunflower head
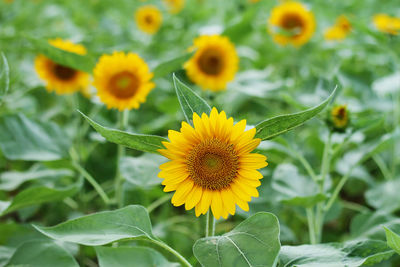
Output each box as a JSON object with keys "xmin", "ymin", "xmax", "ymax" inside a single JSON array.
[
  {"xmin": 34, "ymin": 38, "xmax": 90, "ymax": 95},
  {"xmin": 93, "ymin": 51, "xmax": 155, "ymax": 111},
  {"xmin": 158, "ymin": 108, "xmax": 268, "ymax": 219},
  {"xmin": 329, "ymin": 105, "xmax": 349, "ymax": 131},
  {"xmin": 373, "ymin": 14, "xmax": 400, "ymax": 35},
  {"xmin": 268, "ymin": 1, "xmax": 316, "ymax": 46},
  {"xmin": 184, "ymin": 35, "xmax": 239, "ymax": 91},
  {"xmin": 135, "ymin": 5, "xmax": 163, "ymax": 34},
  {"xmin": 324, "ymin": 15, "xmax": 351, "ymax": 41},
  {"xmin": 163, "ymin": 0, "xmax": 184, "ymax": 14}
]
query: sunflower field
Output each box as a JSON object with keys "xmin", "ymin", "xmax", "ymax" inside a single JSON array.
[{"xmin": 1, "ymin": 0, "xmax": 400, "ymax": 266}]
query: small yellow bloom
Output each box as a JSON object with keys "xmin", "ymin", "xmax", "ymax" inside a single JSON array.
[
  {"xmin": 373, "ymin": 14, "xmax": 400, "ymax": 35},
  {"xmin": 331, "ymin": 105, "xmax": 349, "ymax": 130},
  {"xmin": 268, "ymin": 1, "xmax": 316, "ymax": 46},
  {"xmin": 324, "ymin": 15, "xmax": 352, "ymax": 41},
  {"xmin": 93, "ymin": 52, "xmax": 155, "ymax": 111},
  {"xmin": 34, "ymin": 38, "xmax": 89, "ymax": 95},
  {"xmin": 163, "ymin": 0, "xmax": 184, "ymax": 14},
  {"xmin": 158, "ymin": 108, "xmax": 268, "ymax": 219},
  {"xmin": 135, "ymin": 5, "xmax": 162, "ymax": 34},
  {"xmin": 184, "ymin": 35, "xmax": 239, "ymax": 91}
]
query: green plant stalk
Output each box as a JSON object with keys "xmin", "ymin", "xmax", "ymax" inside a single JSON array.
[
  {"xmin": 323, "ymin": 167, "xmax": 354, "ymax": 213},
  {"xmin": 151, "ymin": 239, "xmax": 193, "ymax": 267},
  {"xmin": 306, "ymin": 207, "xmax": 317, "ymax": 244},
  {"xmin": 373, "ymin": 154, "xmax": 392, "ymax": 180},
  {"xmin": 205, "ymin": 211, "xmax": 215, "ymax": 237},
  {"xmin": 115, "ymin": 109, "xmax": 129, "ymax": 208},
  {"xmin": 294, "ymin": 150, "xmax": 318, "ymax": 182},
  {"xmin": 147, "ymin": 194, "xmax": 173, "ymax": 213},
  {"xmin": 314, "ymin": 132, "xmax": 332, "ymax": 243}
]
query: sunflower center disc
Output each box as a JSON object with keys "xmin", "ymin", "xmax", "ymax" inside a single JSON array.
[
  {"xmin": 187, "ymin": 138, "xmax": 239, "ymax": 190},
  {"xmin": 198, "ymin": 49, "xmax": 224, "ymax": 75},
  {"xmin": 145, "ymin": 15, "xmax": 153, "ymax": 24},
  {"xmin": 108, "ymin": 71, "xmax": 139, "ymax": 99},
  {"xmin": 53, "ymin": 64, "xmax": 77, "ymax": 80},
  {"xmin": 281, "ymin": 13, "xmax": 304, "ymax": 35}
]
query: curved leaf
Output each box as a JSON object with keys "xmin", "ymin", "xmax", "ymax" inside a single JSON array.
[
  {"xmin": 153, "ymin": 53, "xmax": 192, "ymax": 79},
  {"xmin": 96, "ymin": 246, "xmax": 178, "ymax": 267},
  {"xmin": 80, "ymin": 111, "xmax": 167, "ymax": 153},
  {"xmin": 255, "ymin": 87, "xmax": 337, "ymax": 140},
  {"xmin": 33, "ymin": 205, "xmax": 155, "ymax": 246},
  {"xmin": 5, "ymin": 241, "xmax": 78, "ymax": 267},
  {"xmin": 0, "ymin": 52, "xmax": 10, "ymax": 100},
  {"xmin": 193, "ymin": 212, "xmax": 280, "ymax": 267},
  {"xmin": 384, "ymin": 227, "xmax": 400, "ymax": 255},
  {"xmin": 173, "ymin": 73, "xmax": 211, "ymax": 125}
]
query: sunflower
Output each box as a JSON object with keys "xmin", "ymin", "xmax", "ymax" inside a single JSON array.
[
  {"xmin": 324, "ymin": 15, "xmax": 351, "ymax": 41},
  {"xmin": 163, "ymin": 0, "xmax": 184, "ymax": 14},
  {"xmin": 93, "ymin": 51, "xmax": 155, "ymax": 111},
  {"xmin": 330, "ymin": 105, "xmax": 349, "ymax": 131},
  {"xmin": 373, "ymin": 14, "xmax": 400, "ymax": 35},
  {"xmin": 158, "ymin": 108, "xmax": 268, "ymax": 219},
  {"xmin": 268, "ymin": 1, "xmax": 316, "ymax": 46},
  {"xmin": 135, "ymin": 5, "xmax": 162, "ymax": 34},
  {"xmin": 184, "ymin": 35, "xmax": 239, "ymax": 91},
  {"xmin": 34, "ymin": 38, "xmax": 89, "ymax": 95}
]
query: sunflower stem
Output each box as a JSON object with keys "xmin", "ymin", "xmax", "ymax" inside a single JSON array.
[
  {"xmin": 306, "ymin": 207, "xmax": 316, "ymax": 244},
  {"xmin": 205, "ymin": 211, "xmax": 215, "ymax": 237},
  {"xmin": 147, "ymin": 194, "xmax": 172, "ymax": 213},
  {"xmin": 115, "ymin": 109, "xmax": 129, "ymax": 208},
  {"xmin": 150, "ymin": 239, "xmax": 192, "ymax": 267}
]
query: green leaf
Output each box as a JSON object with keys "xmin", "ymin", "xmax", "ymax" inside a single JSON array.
[
  {"xmin": 0, "ymin": 114, "xmax": 71, "ymax": 161},
  {"xmin": 0, "ymin": 52, "xmax": 10, "ymax": 100},
  {"xmin": 350, "ymin": 211, "xmax": 400, "ymax": 240},
  {"xmin": 28, "ymin": 37, "xmax": 96, "ymax": 73},
  {"xmin": 80, "ymin": 111, "xmax": 168, "ymax": 154},
  {"xmin": 153, "ymin": 53, "xmax": 192, "ymax": 79},
  {"xmin": 272, "ymin": 164, "xmax": 327, "ymax": 207},
  {"xmin": 5, "ymin": 241, "xmax": 79, "ymax": 267},
  {"xmin": 365, "ymin": 179, "xmax": 400, "ymax": 213},
  {"xmin": 384, "ymin": 227, "xmax": 400, "ymax": 255},
  {"xmin": 279, "ymin": 240, "xmax": 394, "ymax": 267},
  {"xmin": 193, "ymin": 212, "xmax": 280, "ymax": 267},
  {"xmin": 255, "ymin": 87, "xmax": 337, "ymax": 140},
  {"xmin": 33, "ymin": 205, "xmax": 155, "ymax": 246},
  {"xmin": 0, "ymin": 167, "xmax": 73, "ymax": 191},
  {"xmin": 0, "ymin": 177, "xmax": 82, "ymax": 216},
  {"xmin": 119, "ymin": 154, "xmax": 166, "ymax": 187},
  {"xmin": 173, "ymin": 73, "xmax": 211, "ymax": 125},
  {"xmin": 95, "ymin": 246, "xmax": 178, "ymax": 267}
]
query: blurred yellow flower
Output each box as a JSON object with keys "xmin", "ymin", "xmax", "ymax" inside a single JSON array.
[
  {"xmin": 135, "ymin": 5, "xmax": 162, "ymax": 34},
  {"xmin": 158, "ymin": 108, "xmax": 267, "ymax": 219},
  {"xmin": 184, "ymin": 35, "xmax": 238, "ymax": 91},
  {"xmin": 163, "ymin": 0, "xmax": 184, "ymax": 14},
  {"xmin": 93, "ymin": 52, "xmax": 155, "ymax": 111},
  {"xmin": 34, "ymin": 38, "xmax": 89, "ymax": 95},
  {"xmin": 324, "ymin": 15, "xmax": 351, "ymax": 41},
  {"xmin": 268, "ymin": 1, "xmax": 316, "ymax": 46},
  {"xmin": 373, "ymin": 14, "xmax": 400, "ymax": 35},
  {"xmin": 331, "ymin": 105, "xmax": 349, "ymax": 130}
]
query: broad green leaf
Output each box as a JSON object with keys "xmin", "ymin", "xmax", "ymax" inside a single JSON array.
[
  {"xmin": 33, "ymin": 205, "xmax": 155, "ymax": 246},
  {"xmin": 0, "ymin": 247, "xmax": 14, "ymax": 267},
  {"xmin": 279, "ymin": 240, "xmax": 394, "ymax": 267},
  {"xmin": 95, "ymin": 246, "xmax": 178, "ymax": 267},
  {"xmin": 153, "ymin": 53, "xmax": 191, "ymax": 79},
  {"xmin": 365, "ymin": 179, "xmax": 400, "ymax": 213},
  {"xmin": 5, "ymin": 241, "xmax": 78, "ymax": 267},
  {"xmin": 0, "ymin": 167, "xmax": 73, "ymax": 191},
  {"xmin": 28, "ymin": 37, "xmax": 96, "ymax": 73},
  {"xmin": 80, "ymin": 111, "xmax": 168, "ymax": 154},
  {"xmin": 0, "ymin": 52, "xmax": 10, "ymax": 100},
  {"xmin": 119, "ymin": 154, "xmax": 166, "ymax": 187},
  {"xmin": 272, "ymin": 164, "xmax": 327, "ymax": 207},
  {"xmin": 350, "ymin": 211, "xmax": 400, "ymax": 240},
  {"xmin": 173, "ymin": 73, "xmax": 211, "ymax": 124},
  {"xmin": 193, "ymin": 212, "xmax": 280, "ymax": 267},
  {"xmin": 0, "ymin": 114, "xmax": 71, "ymax": 161},
  {"xmin": 0, "ymin": 177, "xmax": 82, "ymax": 216},
  {"xmin": 255, "ymin": 87, "xmax": 337, "ymax": 140},
  {"xmin": 384, "ymin": 227, "xmax": 400, "ymax": 255}
]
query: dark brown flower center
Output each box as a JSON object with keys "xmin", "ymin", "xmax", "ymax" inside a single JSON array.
[
  {"xmin": 281, "ymin": 13, "xmax": 304, "ymax": 35},
  {"xmin": 197, "ymin": 49, "xmax": 224, "ymax": 75},
  {"xmin": 187, "ymin": 138, "xmax": 239, "ymax": 190},
  {"xmin": 108, "ymin": 71, "xmax": 139, "ymax": 99},
  {"xmin": 53, "ymin": 64, "xmax": 77, "ymax": 80},
  {"xmin": 145, "ymin": 15, "xmax": 153, "ymax": 24}
]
